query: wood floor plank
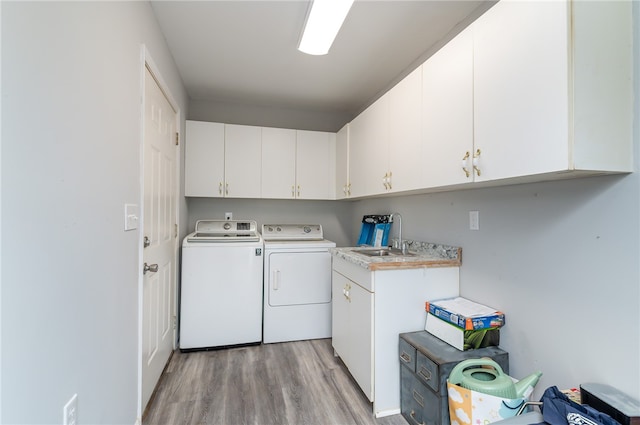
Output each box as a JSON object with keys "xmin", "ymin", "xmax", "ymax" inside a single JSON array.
[{"xmin": 144, "ymin": 339, "xmax": 408, "ymax": 425}]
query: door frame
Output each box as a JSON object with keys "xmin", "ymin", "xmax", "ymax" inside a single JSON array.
[{"xmin": 137, "ymin": 45, "xmax": 181, "ymax": 421}]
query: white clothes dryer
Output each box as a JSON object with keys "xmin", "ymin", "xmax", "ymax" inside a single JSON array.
[{"xmin": 262, "ymin": 224, "xmax": 336, "ymax": 344}]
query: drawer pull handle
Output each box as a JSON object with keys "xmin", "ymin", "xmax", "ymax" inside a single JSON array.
[
  {"xmin": 410, "ymin": 410, "xmax": 426, "ymax": 425},
  {"xmin": 400, "ymin": 352, "xmax": 411, "ymax": 363},
  {"xmin": 412, "ymin": 390, "xmax": 425, "ymax": 408},
  {"xmin": 418, "ymin": 366, "xmax": 432, "ymax": 381}
]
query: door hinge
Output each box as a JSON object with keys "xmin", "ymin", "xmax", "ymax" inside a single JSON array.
[
  {"xmin": 174, "ymin": 224, "xmax": 178, "ymax": 238},
  {"xmin": 175, "ymin": 132, "xmax": 179, "ymax": 146},
  {"xmin": 172, "ymin": 315, "xmax": 177, "ymax": 330}
]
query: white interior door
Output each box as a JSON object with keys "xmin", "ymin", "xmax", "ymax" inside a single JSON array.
[{"xmin": 141, "ymin": 65, "xmax": 177, "ymax": 410}]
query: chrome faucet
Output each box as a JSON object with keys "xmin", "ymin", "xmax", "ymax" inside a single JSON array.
[{"xmin": 390, "ymin": 212, "xmax": 407, "ymax": 254}]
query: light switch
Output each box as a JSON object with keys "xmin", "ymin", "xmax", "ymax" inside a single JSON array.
[{"xmin": 124, "ymin": 204, "xmax": 139, "ymax": 231}]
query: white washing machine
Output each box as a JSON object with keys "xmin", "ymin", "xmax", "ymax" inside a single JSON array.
[
  {"xmin": 262, "ymin": 224, "xmax": 336, "ymax": 344},
  {"xmin": 180, "ymin": 220, "xmax": 264, "ymax": 350}
]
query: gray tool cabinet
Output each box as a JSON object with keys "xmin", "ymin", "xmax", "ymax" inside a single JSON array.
[{"xmin": 399, "ymin": 331, "xmax": 509, "ymax": 425}]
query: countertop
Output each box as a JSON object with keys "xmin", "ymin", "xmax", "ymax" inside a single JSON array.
[{"xmin": 331, "ymin": 240, "xmax": 461, "ymax": 271}]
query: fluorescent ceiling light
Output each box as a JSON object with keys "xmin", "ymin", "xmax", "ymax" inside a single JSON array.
[{"xmin": 298, "ymin": 0, "xmax": 355, "ymax": 55}]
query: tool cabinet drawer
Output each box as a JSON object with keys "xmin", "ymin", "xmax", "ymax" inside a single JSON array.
[
  {"xmin": 400, "ymin": 364, "xmax": 443, "ymax": 425},
  {"xmin": 415, "ymin": 351, "xmax": 439, "ymax": 393},
  {"xmin": 399, "ymin": 338, "xmax": 416, "ymax": 372}
]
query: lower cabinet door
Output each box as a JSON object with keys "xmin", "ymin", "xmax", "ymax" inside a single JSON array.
[{"xmin": 400, "ymin": 366, "xmax": 442, "ymax": 425}]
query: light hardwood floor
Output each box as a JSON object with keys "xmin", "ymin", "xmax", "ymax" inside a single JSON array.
[{"xmin": 143, "ymin": 338, "xmax": 409, "ymax": 425}]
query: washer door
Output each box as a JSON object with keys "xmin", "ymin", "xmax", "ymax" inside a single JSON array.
[{"xmin": 267, "ymin": 251, "xmax": 332, "ymax": 306}]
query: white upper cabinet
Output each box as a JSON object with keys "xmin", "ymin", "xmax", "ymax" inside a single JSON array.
[
  {"xmin": 261, "ymin": 128, "xmax": 335, "ymax": 200},
  {"xmin": 472, "ymin": 0, "xmax": 633, "ymax": 182},
  {"xmin": 224, "ymin": 124, "xmax": 262, "ymax": 198},
  {"xmin": 185, "ymin": 121, "xmax": 261, "ymax": 198},
  {"xmin": 472, "ymin": 0, "xmax": 569, "ymax": 181},
  {"xmin": 186, "ymin": 121, "xmax": 336, "ymax": 200},
  {"xmin": 335, "ymin": 124, "xmax": 350, "ymax": 199},
  {"xmin": 421, "ymin": 28, "xmax": 474, "ymax": 188},
  {"xmin": 388, "ymin": 66, "xmax": 423, "ymax": 193},
  {"xmin": 349, "ymin": 93, "xmax": 390, "ymax": 198},
  {"xmin": 349, "ymin": 67, "xmax": 422, "ymax": 197},
  {"xmin": 184, "ymin": 121, "xmax": 225, "ymax": 197},
  {"xmin": 261, "ymin": 127, "xmax": 296, "ymax": 199},
  {"xmin": 296, "ymin": 130, "xmax": 336, "ymax": 200}
]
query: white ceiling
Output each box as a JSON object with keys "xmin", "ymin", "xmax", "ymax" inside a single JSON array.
[{"xmin": 151, "ymin": 0, "xmax": 494, "ymax": 120}]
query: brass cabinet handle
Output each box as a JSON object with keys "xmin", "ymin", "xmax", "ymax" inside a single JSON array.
[
  {"xmin": 473, "ymin": 148, "xmax": 482, "ymax": 176},
  {"xmin": 461, "ymin": 151, "xmax": 471, "ymax": 178},
  {"xmin": 383, "ymin": 172, "xmax": 393, "ymax": 190}
]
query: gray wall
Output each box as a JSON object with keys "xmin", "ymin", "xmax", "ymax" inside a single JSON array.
[
  {"xmin": 351, "ymin": 174, "xmax": 639, "ymax": 399},
  {"xmin": 1, "ymin": 2, "xmax": 188, "ymax": 423},
  {"xmin": 186, "ymin": 198, "xmax": 353, "ymax": 247},
  {"xmin": 189, "ymin": 99, "xmax": 351, "ymax": 133}
]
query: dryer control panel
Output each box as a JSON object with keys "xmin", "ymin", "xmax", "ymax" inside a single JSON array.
[{"xmin": 261, "ymin": 224, "xmax": 323, "ymax": 241}]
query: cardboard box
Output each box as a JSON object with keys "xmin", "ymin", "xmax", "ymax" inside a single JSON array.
[
  {"xmin": 425, "ymin": 312, "xmax": 500, "ymax": 351},
  {"xmin": 425, "ymin": 297, "xmax": 505, "ymax": 330}
]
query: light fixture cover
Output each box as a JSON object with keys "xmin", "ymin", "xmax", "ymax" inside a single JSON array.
[{"xmin": 298, "ymin": 0, "xmax": 355, "ymax": 55}]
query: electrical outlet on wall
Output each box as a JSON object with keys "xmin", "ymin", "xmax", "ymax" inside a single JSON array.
[
  {"xmin": 225, "ymin": 212, "xmax": 233, "ymax": 221},
  {"xmin": 63, "ymin": 394, "xmax": 78, "ymax": 425},
  {"xmin": 469, "ymin": 211, "xmax": 480, "ymax": 230}
]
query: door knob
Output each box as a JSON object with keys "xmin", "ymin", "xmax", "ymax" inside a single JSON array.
[{"xmin": 143, "ymin": 263, "xmax": 159, "ymax": 274}]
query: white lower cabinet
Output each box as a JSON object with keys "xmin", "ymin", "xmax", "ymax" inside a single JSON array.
[
  {"xmin": 332, "ymin": 271, "xmax": 374, "ymax": 399},
  {"xmin": 331, "ymin": 256, "xmax": 460, "ymax": 417}
]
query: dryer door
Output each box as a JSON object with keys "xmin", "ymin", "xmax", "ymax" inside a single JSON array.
[{"xmin": 267, "ymin": 250, "xmax": 332, "ymax": 306}]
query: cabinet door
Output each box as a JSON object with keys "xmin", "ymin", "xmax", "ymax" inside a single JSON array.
[
  {"xmin": 224, "ymin": 124, "xmax": 262, "ymax": 198},
  {"xmin": 389, "ymin": 66, "xmax": 422, "ymax": 193},
  {"xmin": 185, "ymin": 121, "xmax": 225, "ymax": 197},
  {"xmin": 261, "ymin": 127, "xmax": 296, "ymax": 199},
  {"xmin": 473, "ymin": 0, "xmax": 569, "ymax": 181},
  {"xmin": 296, "ymin": 130, "xmax": 336, "ymax": 200},
  {"xmin": 331, "ymin": 271, "xmax": 351, "ymax": 363},
  {"xmin": 349, "ymin": 94, "xmax": 390, "ymax": 197},
  {"xmin": 421, "ymin": 28, "xmax": 474, "ymax": 188},
  {"xmin": 348, "ymin": 280, "xmax": 374, "ymax": 401},
  {"xmin": 335, "ymin": 124, "xmax": 349, "ymax": 199}
]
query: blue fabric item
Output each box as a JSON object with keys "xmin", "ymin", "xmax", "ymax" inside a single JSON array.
[{"xmin": 532, "ymin": 386, "xmax": 622, "ymax": 425}]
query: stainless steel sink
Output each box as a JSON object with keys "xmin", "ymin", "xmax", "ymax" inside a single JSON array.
[{"xmin": 354, "ymin": 248, "xmax": 416, "ymax": 257}]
